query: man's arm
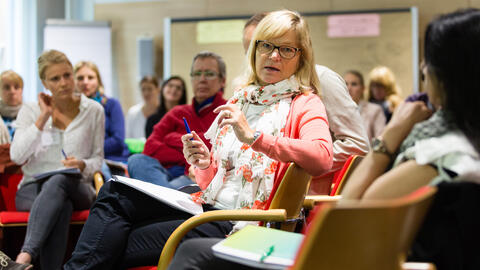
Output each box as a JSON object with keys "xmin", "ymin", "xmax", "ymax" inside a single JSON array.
[{"xmin": 316, "ymin": 65, "xmax": 370, "ymax": 172}]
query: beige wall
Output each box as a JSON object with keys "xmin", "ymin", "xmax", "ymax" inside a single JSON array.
[{"xmin": 95, "ymin": 0, "xmax": 479, "ymax": 111}]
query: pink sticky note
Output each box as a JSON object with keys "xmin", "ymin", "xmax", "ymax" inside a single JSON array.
[{"xmin": 327, "ymin": 14, "xmax": 380, "ymax": 38}]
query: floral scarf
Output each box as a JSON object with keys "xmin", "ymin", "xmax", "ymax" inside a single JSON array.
[{"xmin": 193, "ymin": 76, "xmax": 301, "ymax": 210}]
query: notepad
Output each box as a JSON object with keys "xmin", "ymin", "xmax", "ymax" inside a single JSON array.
[
  {"xmin": 212, "ymin": 225, "xmax": 304, "ymax": 269},
  {"xmin": 111, "ymin": 175, "xmax": 204, "ymax": 216},
  {"xmin": 33, "ymin": 167, "xmax": 82, "ymax": 181}
]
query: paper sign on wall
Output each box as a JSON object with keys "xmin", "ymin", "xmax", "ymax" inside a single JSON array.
[
  {"xmin": 197, "ymin": 20, "xmax": 244, "ymax": 44},
  {"xmin": 327, "ymin": 14, "xmax": 380, "ymax": 38}
]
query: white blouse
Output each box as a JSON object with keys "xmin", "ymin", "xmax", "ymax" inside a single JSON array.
[
  {"xmin": 394, "ymin": 131, "xmax": 480, "ymax": 185},
  {"xmin": 10, "ymin": 94, "xmax": 105, "ymax": 188},
  {"xmin": 126, "ymin": 103, "xmax": 147, "ymax": 139}
]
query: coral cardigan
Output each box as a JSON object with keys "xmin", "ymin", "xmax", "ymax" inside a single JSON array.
[{"xmin": 195, "ymin": 92, "xmax": 333, "ymax": 207}]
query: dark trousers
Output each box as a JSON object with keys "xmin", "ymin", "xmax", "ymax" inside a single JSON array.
[
  {"xmin": 167, "ymin": 238, "xmax": 265, "ymax": 270},
  {"xmin": 64, "ymin": 180, "xmax": 233, "ymax": 270}
]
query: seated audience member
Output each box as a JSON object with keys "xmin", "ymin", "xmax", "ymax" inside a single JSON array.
[
  {"xmin": 125, "ymin": 76, "xmax": 161, "ymax": 139},
  {"xmin": 0, "ymin": 70, "xmax": 23, "ymax": 141},
  {"xmin": 145, "ymin": 76, "xmax": 187, "ymax": 138},
  {"xmin": 168, "ymin": 9, "xmax": 480, "ymax": 269},
  {"xmin": 127, "ymin": 52, "xmax": 226, "ymax": 189},
  {"xmin": 11, "ymin": 50, "xmax": 104, "ymax": 270},
  {"xmin": 243, "ymin": 12, "xmax": 369, "ymax": 194},
  {"xmin": 344, "ymin": 70, "xmax": 386, "ymax": 141},
  {"xmin": 74, "ymin": 61, "xmax": 129, "ymax": 162},
  {"xmin": 64, "ymin": 10, "xmax": 333, "ymax": 269},
  {"xmin": 367, "ymin": 66, "xmax": 403, "ymax": 122}
]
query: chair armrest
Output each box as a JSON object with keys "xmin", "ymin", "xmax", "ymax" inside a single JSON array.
[
  {"xmin": 157, "ymin": 209, "xmax": 287, "ymax": 270},
  {"xmin": 93, "ymin": 172, "xmax": 104, "ymax": 196},
  {"xmin": 402, "ymin": 262, "xmax": 436, "ymax": 270},
  {"xmin": 303, "ymin": 195, "xmax": 341, "ymax": 209}
]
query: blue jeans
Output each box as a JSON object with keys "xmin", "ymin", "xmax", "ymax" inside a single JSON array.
[{"xmin": 127, "ymin": 154, "xmax": 194, "ymax": 189}]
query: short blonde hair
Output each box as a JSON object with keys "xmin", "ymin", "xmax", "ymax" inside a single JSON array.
[
  {"xmin": 73, "ymin": 61, "xmax": 105, "ymax": 94},
  {"xmin": 244, "ymin": 10, "xmax": 320, "ymax": 94},
  {"xmin": 0, "ymin": 70, "xmax": 23, "ymax": 89},
  {"xmin": 37, "ymin": 50, "xmax": 72, "ymax": 80},
  {"xmin": 367, "ymin": 66, "xmax": 402, "ymax": 110}
]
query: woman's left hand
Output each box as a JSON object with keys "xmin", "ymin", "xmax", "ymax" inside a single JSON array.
[
  {"xmin": 214, "ymin": 104, "xmax": 255, "ymax": 144},
  {"xmin": 62, "ymin": 156, "xmax": 86, "ymax": 172}
]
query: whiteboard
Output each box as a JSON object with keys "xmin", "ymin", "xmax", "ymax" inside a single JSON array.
[
  {"xmin": 44, "ymin": 19, "xmax": 114, "ymax": 97},
  {"xmin": 164, "ymin": 8, "xmax": 419, "ymax": 101}
]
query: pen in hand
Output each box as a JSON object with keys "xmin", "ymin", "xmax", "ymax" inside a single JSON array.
[
  {"xmin": 62, "ymin": 149, "xmax": 68, "ymax": 159},
  {"xmin": 183, "ymin": 117, "xmax": 193, "ymax": 140}
]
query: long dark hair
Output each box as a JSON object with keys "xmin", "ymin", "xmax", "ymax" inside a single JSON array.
[
  {"xmin": 424, "ymin": 8, "xmax": 480, "ymax": 153},
  {"xmin": 158, "ymin": 76, "xmax": 187, "ymax": 116}
]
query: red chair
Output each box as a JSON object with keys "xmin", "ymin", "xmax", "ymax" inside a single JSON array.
[{"xmin": 0, "ymin": 172, "xmax": 102, "ymax": 251}]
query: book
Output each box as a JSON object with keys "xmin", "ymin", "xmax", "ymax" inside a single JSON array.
[
  {"xmin": 212, "ymin": 225, "xmax": 304, "ymax": 269},
  {"xmin": 33, "ymin": 167, "xmax": 82, "ymax": 181},
  {"xmin": 111, "ymin": 175, "xmax": 204, "ymax": 216}
]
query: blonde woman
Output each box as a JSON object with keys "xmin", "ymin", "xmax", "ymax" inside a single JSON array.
[
  {"xmin": 65, "ymin": 10, "xmax": 333, "ymax": 269},
  {"xmin": 11, "ymin": 50, "xmax": 104, "ymax": 269},
  {"xmin": 367, "ymin": 66, "xmax": 402, "ymax": 122}
]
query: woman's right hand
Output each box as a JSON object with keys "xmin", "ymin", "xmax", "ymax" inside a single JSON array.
[
  {"xmin": 35, "ymin": 92, "xmax": 53, "ymax": 130},
  {"xmin": 182, "ymin": 131, "xmax": 211, "ymax": 169},
  {"xmin": 38, "ymin": 92, "xmax": 53, "ymax": 116},
  {"xmin": 382, "ymin": 101, "xmax": 433, "ymax": 153}
]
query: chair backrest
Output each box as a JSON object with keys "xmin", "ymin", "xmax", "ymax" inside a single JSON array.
[
  {"xmin": 267, "ymin": 163, "xmax": 311, "ymax": 231},
  {"xmin": 290, "ymin": 186, "xmax": 436, "ymax": 270},
  {"xmin": 0, "ymin": 173, "xmax": 23, "ymax": 211},
  {"xmin": 330, "ymin": 155, "xmax": 364, "ymax": 196}
]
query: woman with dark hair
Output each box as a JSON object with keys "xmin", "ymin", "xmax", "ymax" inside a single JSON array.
[
  {"xmin": 145, "ymin": 76, "xmax": 187, "ymax": 138},
  {"xmin": 126, "ymin": 76, "xmax": 161, "ymax": 139},
  {"xmin": 342, "ymin": 8, "xmax": 480, "ymax": 200}
]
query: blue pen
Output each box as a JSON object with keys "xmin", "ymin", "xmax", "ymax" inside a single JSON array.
[
  {"xmin": 183, "ymin": 117, "xmax": 193, "ymax": 140},
  {"xmin": 61, "ymin": 149, "xmax": 68, "ymax": 159}
]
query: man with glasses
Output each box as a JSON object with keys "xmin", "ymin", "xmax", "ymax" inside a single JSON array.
[
  {"xmin": 127, "ymin": 51, "xmax": 227, "ymax": 188},
  {"xmin": 243, "ymin": 13, "xmax": 369, "ymax": 194}
]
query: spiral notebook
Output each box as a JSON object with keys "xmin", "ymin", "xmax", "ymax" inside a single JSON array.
[{"xmin": 212, "ymin": 225, "xmax": 304, "ymax": 269}]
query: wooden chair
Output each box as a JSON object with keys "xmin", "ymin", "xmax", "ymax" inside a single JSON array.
[
  {"xmin": 303, "ymin": 155, "xmax": 363, "ymax": 209},
  {"xmin": 291, "ymin": 186, "xmax": 437, "ymax": 270},
  {"xmin": 155, "ymin": 163, "xmax": 312, "ymax": 270}
]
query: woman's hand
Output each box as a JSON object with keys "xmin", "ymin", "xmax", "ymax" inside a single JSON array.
[
  {"xmin": 182, "ymin": 131, "xmax": 211, "ymax": 169},
  {"xmin": 214, "ymin": 104, "xmax": 255, "ymax": 144},
  {"xmin": 35, "ymin": 93, "xmax": 54, "ymax": 130},
  {"xmin": 62, "ymin": 156, "xmax": 86, "ymax": 172},
  {"xmin": 39, "ymin": 92, "xmax": 53, "ymax": 116},
  {"xmin": 381, "ymin": 101, "xmax": 433, "ymax": 153}
]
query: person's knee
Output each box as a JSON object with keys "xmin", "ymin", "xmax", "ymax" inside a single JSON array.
[{"xmin": 41, "ymin": 174, "xmax": 73, "ymax": 192}]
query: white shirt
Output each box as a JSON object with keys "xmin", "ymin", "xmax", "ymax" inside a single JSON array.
[
  {"xmin": 10, "ymin": 94, "xmax": 105, "ymax": 188},
  {"xmin": 126, "ymin": 103, "xmax": 146, "ymax": 139},
  {"xmin": 395, "ymin": 131, "xmax": 480, "ymax": 185}
]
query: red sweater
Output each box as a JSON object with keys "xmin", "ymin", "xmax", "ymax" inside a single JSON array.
[{"xmin": 143, "ymin": 92, "xmax": 227, "ymax": 171}]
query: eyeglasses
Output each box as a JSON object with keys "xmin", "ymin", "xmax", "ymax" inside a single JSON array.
[
  {"xmin": 190, "ymin": 70, "xmax": 219, "ymax": 80},
  {"xmin": 255, "ymin": 40, "xmax": 301, "ymax": 59}
]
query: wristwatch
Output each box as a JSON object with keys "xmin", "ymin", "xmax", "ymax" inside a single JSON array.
[
  {"xmin": 251, "ymin": 130, "xmax": 262, "ymax": 144},
  {"xmin": 371, "ymin": 137, "xmax": 395, "ymax": 160}
]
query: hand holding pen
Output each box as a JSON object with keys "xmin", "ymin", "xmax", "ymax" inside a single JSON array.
[
  {"xmin": 181, "ymin": 117, "xmax": 211, "ymax": 169},
  {"xmin": 61, "ymin": 149, "xmax": 86, "ymax": 172}
]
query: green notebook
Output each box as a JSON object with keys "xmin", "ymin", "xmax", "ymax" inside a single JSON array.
[{"xmin": 212, "ymin": 225, "xmax": 304, "ymax": 269}]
